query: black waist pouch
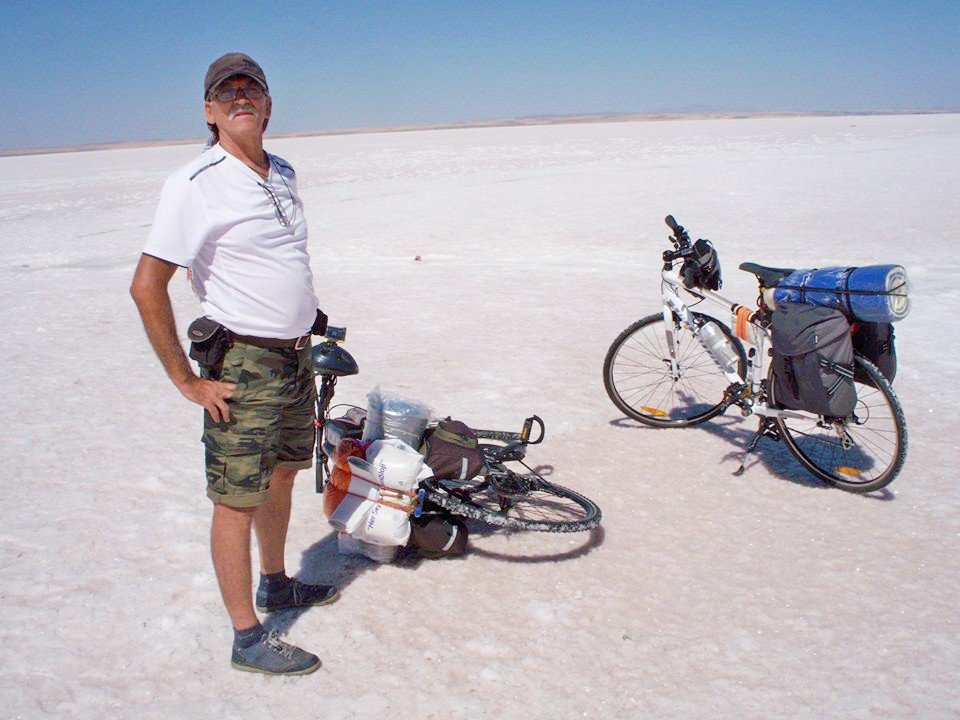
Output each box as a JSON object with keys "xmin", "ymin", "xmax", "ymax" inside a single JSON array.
[
  {"xmin": 187, "ymin": 317, "xmax": 229, "ymax": 367},
  {"xmin": 312, "ymin": 308, "xmax": 328, "ymax": 336}
]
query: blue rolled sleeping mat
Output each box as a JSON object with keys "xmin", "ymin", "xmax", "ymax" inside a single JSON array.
[{"xmin": 771, "ymin": 265, "xmax": 910, "ymax": 323}]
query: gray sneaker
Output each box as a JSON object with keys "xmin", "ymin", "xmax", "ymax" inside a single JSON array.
[
  {"xmin": 231, "ymin": 630, "xmax": 321, "ymax": 676},
  {"xmin": 256, "ymin": 578, "xmax": 340, "ymax": 613}
]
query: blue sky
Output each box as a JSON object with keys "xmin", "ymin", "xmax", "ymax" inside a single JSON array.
[{"xmin": 2, "ymin": 0, "xmax": 958, "ymax": 150}]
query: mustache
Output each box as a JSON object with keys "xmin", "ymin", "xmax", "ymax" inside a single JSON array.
[{"xmin": 229, "ymin": 103, "xmax": 257, "ymax": 118}]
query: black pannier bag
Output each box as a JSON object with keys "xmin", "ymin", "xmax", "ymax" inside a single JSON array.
[
  {"xmin": 771, "ymin": 303, "xmax": 856, "ymax": 417},
  {"xmin": 409, "ymin": 513, "xmax": 468, "ymax": 559},
  {"xmin": 681, "ymin": 238, "xmax": 722, "ymax": 291},
  {"xmin": 851, "ymin": 321, "xmax": 897, "ymax": 387}
]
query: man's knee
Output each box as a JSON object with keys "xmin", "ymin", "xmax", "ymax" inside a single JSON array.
[
  {"xmin": 213, "ymin": 502, "xmax": 256, "ymax": 526},
  {"xmin": 270, "ymin": 465, "xmax": 299, "ymax": 485}
]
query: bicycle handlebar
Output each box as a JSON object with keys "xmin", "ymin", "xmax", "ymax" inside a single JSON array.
[
  {"xmin": 661, "ymin": 214, "xmax": 695, "ymax": 264},
  {"xmin": 479, "ymin": 415, "xmax": 545, "ymax": 464}
]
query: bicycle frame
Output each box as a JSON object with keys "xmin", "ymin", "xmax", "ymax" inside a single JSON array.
[
  {"xmin": 311, "ymin": 328, "xmax": 360, "ymax": 493},
  {"xmin": 659, "ymin": 263, "xmax": 812, "ymax": 423}
]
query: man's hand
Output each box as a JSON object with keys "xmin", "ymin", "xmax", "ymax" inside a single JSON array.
[{"xmin": 177, "ymin": 375, "xmax": 237, "ymax": 423}]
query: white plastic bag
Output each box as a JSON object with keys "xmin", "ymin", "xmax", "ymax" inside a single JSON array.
[
  {"xmin": 329, "ymin": 443, "xmax": 420, "ymax": 546},
  {"xmin": 362, "ymin": 385, "xmax": 433, "ymax": 447},
  {"xmin": 351, "ymin": 439, "xmax": 421, "ymax": 546},
  {"xmin": 337, "ymin": 533, "xmax": 399, "ymax": 564}
]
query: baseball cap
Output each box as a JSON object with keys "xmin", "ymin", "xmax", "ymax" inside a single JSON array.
[{"xmin": 204, "ymin": 53, "xmax": 269, "ymax": 98}]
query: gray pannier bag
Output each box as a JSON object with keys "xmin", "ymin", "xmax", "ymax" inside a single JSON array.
[{"xmin": 771, "ymin": 303, "xmax": 856, "ymax": 417}]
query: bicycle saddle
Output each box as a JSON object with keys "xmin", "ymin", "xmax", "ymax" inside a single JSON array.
[{"xmin": 739, "ymin": 262, "xmax": 796, "ymax": 287}]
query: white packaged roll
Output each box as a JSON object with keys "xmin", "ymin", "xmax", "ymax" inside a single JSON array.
[
  {"xmin": 326, "ymin": 472, "xmax": 380, "ymax": 533},
  {"xmin": 354, "ymin": 502, "xmax": 412, "ymax": 546},
  {"xmin": 366, "ymin": 438, "xmax": 424, "ymax": 493}
]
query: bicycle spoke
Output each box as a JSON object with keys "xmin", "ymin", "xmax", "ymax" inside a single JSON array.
[{"xmin": 604, "ymin": 313, "xmax": 745, "ymax": 427}]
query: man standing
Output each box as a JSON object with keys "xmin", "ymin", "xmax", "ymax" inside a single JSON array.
[{"xmin": 131, "ymin": 53, "xmax": 337, "ymax": 676}]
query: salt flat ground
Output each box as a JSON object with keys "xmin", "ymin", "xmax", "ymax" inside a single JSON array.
[{"xmin": 1, "ymin": 114, "xmax": 958, "ymax": 719}]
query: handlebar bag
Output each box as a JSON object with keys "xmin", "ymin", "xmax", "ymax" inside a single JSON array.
[
  {"xmin": 771, "ymin": 303, "xmax": 856, "ymax": 417},
  {"xmin": 681, "ymin": 238, "xmax": 722, "ymax": 291},
  {"xmin": 420, "ymin": 418, "xmax": 485, "ymax": 481},
  {"xmin": 322, "ymin": 407, "xmax": 367, "ymax": 459},
  {"xmin": 851, "ymin": 321, "xmax": 897, "ymax": 387}
]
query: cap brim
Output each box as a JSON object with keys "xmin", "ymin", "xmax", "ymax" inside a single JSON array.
[{"xmin": 206, "ymin": 72, "xmax": 267, "ymax": 98}]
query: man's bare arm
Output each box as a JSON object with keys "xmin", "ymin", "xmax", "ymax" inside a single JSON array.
[{"xmin": 130, "ymin": 254, "xmax": 235, "ymax": 422}]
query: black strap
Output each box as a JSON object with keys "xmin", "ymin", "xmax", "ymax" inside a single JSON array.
[
  {"xmin": 776, "ymin": 281, "xmax": 907, "ymax": 297},
  {"xmin": 839, "ymin": 267, "xmax": 855, "ymax": 318}
]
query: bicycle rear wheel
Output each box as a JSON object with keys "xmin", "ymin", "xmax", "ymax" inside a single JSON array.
[
  {"xmin": 422, "ymin": 471, "xmax": 601, "ymax": 533},
  {"xmin": 603, "ymin": 312, "xmax": 746, "ymax": 427},
  {"xmin": 772, "ymin": 355, "xmax": 907, "ymax": 493}
]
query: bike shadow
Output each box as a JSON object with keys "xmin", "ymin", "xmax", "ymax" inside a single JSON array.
[
  {"xmin": 609, "ymin": 415, "xmax": 895, "ymax": 502},
  {"xmin": 462, "ymin": 523, "xmax": 605, "ymax": 564},
  {"xmin": 263, "ymin": 529, "xmax": 377, "ymax": 635},
  {"xmin": 265, "ymin": 477, "xmax": 605, "ymax": 635}
]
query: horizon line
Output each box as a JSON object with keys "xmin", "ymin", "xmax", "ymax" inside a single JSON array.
[{"xmin": 3, "ymin": 108, "xmax": 958, "ymax": 158}]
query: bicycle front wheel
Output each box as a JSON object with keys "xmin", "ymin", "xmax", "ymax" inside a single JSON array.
[
  {"xmin": 772, "ymin": 355, "xmax": 907, "ymax": 493},
  {"xmin": 603, "ymin": 312, "xmax": 746, "ymax": 427},
  {"xmin": 422, "ymin": 473, "xmax": 601, "ymax": 533}
]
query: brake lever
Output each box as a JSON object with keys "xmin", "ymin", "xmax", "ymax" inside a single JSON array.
[{"xmin": 485, "ymin": 442, "xmax": 526, "ymax": 464}]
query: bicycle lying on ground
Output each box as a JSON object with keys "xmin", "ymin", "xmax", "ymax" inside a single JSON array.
[
  {"xmin": 312, "ymin": 328, "xmax": 602, "ymax": 532},
  {"xmin": 603, "ymin": 215, "xmax": 907, "ymax": 493}
]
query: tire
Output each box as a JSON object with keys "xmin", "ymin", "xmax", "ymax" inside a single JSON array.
[
  {"xmin": 603, "ymin": 312, "xmax": 747, "ymax": 427},
  {"xmin": 422, "ymin": 472, "xmax": 601, "ymax": 533},
  {"xmin": 772, "ymin": 355, "xmax": 907, "ymax": 493}
]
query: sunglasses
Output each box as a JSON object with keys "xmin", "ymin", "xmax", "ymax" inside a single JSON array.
[
  {"xmin": 209, "ymin": 84, "xmax": 266, "ymax": 102},
  {"xmin": 259, "ymin": 180, "xmax": 299, "ymax": 228}
]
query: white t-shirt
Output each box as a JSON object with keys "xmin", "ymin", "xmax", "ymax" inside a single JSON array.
[{"xmin": 144, "ymin": 144, "xmax": 319, "ymax": 338}]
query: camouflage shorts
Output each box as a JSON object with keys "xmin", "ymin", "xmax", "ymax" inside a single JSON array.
[{"xmin": 202, "ymin": 342, "xmax": 316, "ymax": 508}]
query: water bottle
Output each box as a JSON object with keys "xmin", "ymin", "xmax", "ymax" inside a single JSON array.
[{"xmin": 698, "ymin": 321, "xmax": 740, "ymax": 372}]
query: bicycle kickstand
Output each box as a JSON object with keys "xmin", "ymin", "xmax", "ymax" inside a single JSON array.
[{"xmin": 733, "ymin": 417, "xmax": 779, "ymax": 476}]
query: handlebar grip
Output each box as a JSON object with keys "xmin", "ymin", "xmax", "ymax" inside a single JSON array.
[
  {"xmin": 521, "ymin": 415, "xmax": 545, "ymax": 444},
  {"xmin": 665, "ymin": 215, "xmax": 679, "ymax": 232}
]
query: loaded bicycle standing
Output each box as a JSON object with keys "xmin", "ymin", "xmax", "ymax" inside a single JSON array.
[{"xmin": 603, "ymin": 215, "xmax": 908, "ymax": 493}]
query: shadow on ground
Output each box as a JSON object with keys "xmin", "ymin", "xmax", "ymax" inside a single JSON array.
[
  {"xmin": 266, "ymin": 485, "xmax": 606, "ymax": 635},
  {"xmin": 609, "ymin": 414, "xmax": 895, "ymax": 502}
]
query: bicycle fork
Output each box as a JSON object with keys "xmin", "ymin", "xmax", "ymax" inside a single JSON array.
[{"xmin": 661, "ymin": 306, "xmax": 682, "ymax": 381}]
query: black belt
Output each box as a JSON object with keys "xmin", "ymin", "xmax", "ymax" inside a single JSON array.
[{"xmin": 226, "ymin": 331, "xmax": 311, "ymax": 350}]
